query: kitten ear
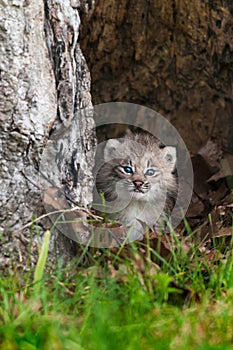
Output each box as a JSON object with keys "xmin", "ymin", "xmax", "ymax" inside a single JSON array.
[
  {"xmin": 125, "ymin": 128, "xmax": 133, "ymax": 136},
  {"xmin": 104, "ymin": 139, "xmax": 121, "ymax": 162},
  {"xmin": 162, "ymin": 146, "xmax": 176, "ymax": 168}
]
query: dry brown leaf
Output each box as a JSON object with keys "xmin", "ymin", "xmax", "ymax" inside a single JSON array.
[
  {"xmin": 207, "ymin": 152, "xmax": 233, "ymax": 182},
  {"xmin": 204, "ymin": 249, "xmax": 224, "ymax": 263},
  {"xmin": 43, "ymin": 186, "xmax": 92, "ymax": 245},
  {"xmin": 211, "ymin": 226, "xmax": 233, "ymax": 238},
  {"xmin": 198, "ymin": 139, "xmax": 222, "ymax": 171},
  {"xmin": 186, "ymin": 195, "xmax": 205, "ymax": 218}
]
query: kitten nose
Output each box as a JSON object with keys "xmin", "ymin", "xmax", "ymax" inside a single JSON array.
[{"xmin": 133, "ymin": 180, "xmax": 143, "ymax": 188}]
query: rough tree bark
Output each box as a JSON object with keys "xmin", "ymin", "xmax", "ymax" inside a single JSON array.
[
  {"xmin": 0, "ymin": 0, "xmax": 95, "ymax": 270},
  {"xmin": 80, "ymin": 0, "xmax": 233, "ymax": 153}
]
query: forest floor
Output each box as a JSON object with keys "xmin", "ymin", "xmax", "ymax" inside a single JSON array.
[{"xmin": 1, "ymin": 139, "xmax": 233, "ymax": 349}]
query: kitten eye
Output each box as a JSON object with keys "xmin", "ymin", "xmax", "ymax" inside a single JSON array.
[
  {"xmin": 122, "ymin": 166, "xmax": 133, "ymax": 174},
  {"xmin": 145, "ymin": 169, "xmax": 157, "ymax": 176}
]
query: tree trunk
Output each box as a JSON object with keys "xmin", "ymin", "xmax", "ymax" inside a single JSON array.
[
  {"xmin": 0, "ymin": 0, "xmax": 95, "ymax": 270},
  {"xmin": 80, "ymin": 0, "xmax": 233, "ymax": 153}
]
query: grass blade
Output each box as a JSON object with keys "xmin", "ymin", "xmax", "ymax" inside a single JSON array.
[{"xmin": 33, "ymin": 230, "xmax": 50, "ymax": 295}]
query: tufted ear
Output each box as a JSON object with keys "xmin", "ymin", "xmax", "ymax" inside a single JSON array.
[
  {"xmin": 162, "ymin": 146, "xmax": 177, "ymax": 168},
  {"xmin": 104, "ymin": 139, "xmax": 121, "ymax": 162}
]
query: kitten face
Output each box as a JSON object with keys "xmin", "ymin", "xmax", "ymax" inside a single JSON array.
[
  {"xmin": 96, "ymin": 134, "xmax": 177, "ymax": 206},
  {"xmin": 107, "ymin": 151, "xmax": 163, "ymax": 202}
]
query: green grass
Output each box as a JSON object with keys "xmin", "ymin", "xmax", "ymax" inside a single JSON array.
[{"xmin": 1, "ymin": 228, "xmax": 233, "ymax": 350}]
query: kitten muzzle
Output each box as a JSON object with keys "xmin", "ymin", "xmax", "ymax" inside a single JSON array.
[{"xmin": 132, "ymin": 180, "xmax": 146, "ymax": 193}]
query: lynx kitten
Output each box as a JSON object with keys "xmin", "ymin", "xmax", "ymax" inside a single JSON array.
[{"xmin": 95, "ymin": 132, "xmax": 177, "ymax": 241}]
